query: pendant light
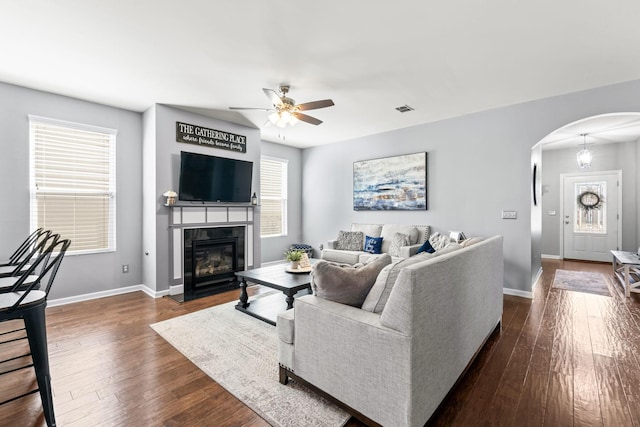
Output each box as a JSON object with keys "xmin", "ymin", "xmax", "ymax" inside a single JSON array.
[{"xmin": 577, "ymin": 133, "xmax": 592, "ymax": 168}]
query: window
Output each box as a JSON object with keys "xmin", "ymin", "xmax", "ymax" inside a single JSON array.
[
  {"xmin": 260, "ymin": 156, "xmax": 288, "ymax": 237},
  {"xmin": 29, "ymin": 116, "xmax": 116, "ymax": 254}
]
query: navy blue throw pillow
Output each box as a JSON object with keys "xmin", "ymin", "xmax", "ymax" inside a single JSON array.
[
  {"xmin": 364, "ymin": 236, "xmax": 383, "ymax": 254},
  {"xmin": 416, "ymin": 240, "xmax": 435, "ymax": 254}
]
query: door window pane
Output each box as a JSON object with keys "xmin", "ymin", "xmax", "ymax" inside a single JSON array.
[{"xmin": 574, "ymin": 181, "xmax": 606, "ymax": 234}]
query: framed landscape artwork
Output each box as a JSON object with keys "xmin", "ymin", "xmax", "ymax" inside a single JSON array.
[{"xmin": 353, "ymin": 152, "xmax": 427, "ymax": 210}]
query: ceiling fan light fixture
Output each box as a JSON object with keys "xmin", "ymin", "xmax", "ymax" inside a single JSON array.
[
  {"xmin": 577, "ymin": 133, "xmax": 592, "ymax": 168},
  {"xmin": 280, "ymin": 110, "xmax": 292, "ymax": 123},
  {"xmin": 229, "ymin": 85, "xmax": 334, "ymax": 129}
]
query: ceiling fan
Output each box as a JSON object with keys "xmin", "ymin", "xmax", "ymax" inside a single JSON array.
[{"xmin": 229, "ymin": 85, "xmax": 334, "ymax": 127}]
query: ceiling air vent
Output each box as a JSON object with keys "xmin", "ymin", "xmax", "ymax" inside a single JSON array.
[{"xmin": 395, "ymin": 105, "xmax": 414, "ymax": 113}]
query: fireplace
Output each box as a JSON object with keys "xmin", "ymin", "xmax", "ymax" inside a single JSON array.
[{"xmin": 183, "ymin": 226, "xmax": 245, "ymax": 301}]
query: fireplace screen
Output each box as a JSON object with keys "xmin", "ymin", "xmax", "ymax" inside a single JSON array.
[{"xmin": 192, "ymin": 238, "xmax": 237, "ymax": 285}]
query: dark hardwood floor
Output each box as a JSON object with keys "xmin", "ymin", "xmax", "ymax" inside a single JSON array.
[{"xmin": 0, "ymin": 259, "xmax": 638, "ymax": 426}]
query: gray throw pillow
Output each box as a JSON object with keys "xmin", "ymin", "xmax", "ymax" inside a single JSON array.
[
  {"xmin": 310, "ymin": 254, "xmax": 392, "ymax": 307},
  {"xmin": 361, "ymin": 252, "xmax": 433, "ymax": 313},
  {"xmin": 388, "ymin": 232, "xmax": 410, "ymax": 257},
  {"xmin": 335, "ymin": 230, "xmax": 364, "ymax": 251}
]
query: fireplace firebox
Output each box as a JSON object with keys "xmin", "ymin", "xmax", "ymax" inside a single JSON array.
[{"xmin": 183, "ymin": 226, "xmax": 245, "ymax": 301}]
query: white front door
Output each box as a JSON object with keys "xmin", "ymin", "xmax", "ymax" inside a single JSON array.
[{"xmin": 562, "ymin": 172, "xmax": 620, "ymax": 262}]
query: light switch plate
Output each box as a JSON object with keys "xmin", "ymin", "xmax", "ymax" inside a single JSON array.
[{"xmin": 501, "ymin": 210, "xmax": 517, "ymax": 219}]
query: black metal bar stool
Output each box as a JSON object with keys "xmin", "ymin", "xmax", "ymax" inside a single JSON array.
[
  {"xmin": 0, "ymin": 229, "xmax": 52, "ymax": 278},
  {"xmin": 0, "ymin": 228, "xmax": 48, "ymax": 266},
  {"xmin": 0, "ymin": 237, "xmax": 70, "ymax": 427}
]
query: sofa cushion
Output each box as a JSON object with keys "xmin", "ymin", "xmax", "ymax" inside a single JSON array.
[
  {"xmin": 335, "ymin": 230, "xmax": 364, "ymax": 251},
  {"xmin": 362, "ymin": 252, "xmax": 433, "ymax": 313},
  {"xmin": 351, "ymin": 223, "xmax": 383, "ymax": 238},
  {"xmin": 364, "ymin": 236, "xmax": 383, "ymax": 254},
  {"xmin": 388, "ymin": 232, "xmax": 410, "ymax": 257},
  {"xmin": 311, "ymin": 254, "xmax": 392, "ymax": 307},
  {"xmin": 320, "ymin": 249, "xmax": 363, "ymax": 265},
  {"xmin": 380, "ymin": 224, "xmax": 419, "ymax": 254}
]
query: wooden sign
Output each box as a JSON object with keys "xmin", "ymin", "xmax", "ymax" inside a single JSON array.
[{"xmin": 176, "ymin": 121, "xmax": 247, "ymax": 153}]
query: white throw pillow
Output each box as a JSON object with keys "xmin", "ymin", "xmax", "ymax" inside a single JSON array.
[{"xmin": 428, "ymin": 232, "xmax": 451, "ymax": 251}]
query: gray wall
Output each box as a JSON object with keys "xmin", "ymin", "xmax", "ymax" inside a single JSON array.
[
  {"xmin": 302, "ymin": 80, "xmax": 640, "ymax": 294},
  {"xmin": 260, "ymin": 140, "xmax": 303, "ymax": 263},
  {"xmin": 142, "ymin": 105, "xmax": 261, "ymax": 292},
  {"xmin": 0, "ymin": 82, "xmax": 143, "ymax": 299},
  {"xmin": 541, "ymin": 141, "xmax": 638, "ymax": 256}
]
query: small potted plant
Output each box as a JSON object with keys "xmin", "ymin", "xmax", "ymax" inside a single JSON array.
[
  {"xmin": 284, "ymin": 249, "xmax": 304, "ymax": 269},
  {"xmin": 163, "ymin": 190, "xmax": 177, "ymax": 206}
]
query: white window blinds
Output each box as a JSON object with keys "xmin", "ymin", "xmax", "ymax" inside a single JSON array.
[
  {"xmin": 260, "ymin": 156, "xmax": 288, "ymax": 237},
  {"xmin": 29, "ymin": 116, "xmax": 117, "ymax": 253}
]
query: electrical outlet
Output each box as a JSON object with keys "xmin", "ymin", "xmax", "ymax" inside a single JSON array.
[
  {"xmin": 122, "ymin": 264, "xmax": 129, "ymax": 273},
  {"xmin": 501, "ymin": 210, "xmax": 517, "ymax": 220}
]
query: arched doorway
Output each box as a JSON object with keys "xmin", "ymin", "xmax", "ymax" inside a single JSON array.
[{"xmin": 533, "ymin": 113, "xmax": 640, "ymax": 265}]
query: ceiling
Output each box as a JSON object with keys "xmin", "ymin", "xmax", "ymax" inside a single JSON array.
[
  {"xmin": 3, "ymin": 1, "xmax": 640, "ymax": 148},
  {"xmin": 539, "ymin": 113, "xmax": 640, "ymax": 151}
]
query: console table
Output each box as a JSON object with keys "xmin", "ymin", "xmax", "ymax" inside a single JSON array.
[{"xmin": 611, "ymin": 250, "xmax": 640, "ymax": 297}]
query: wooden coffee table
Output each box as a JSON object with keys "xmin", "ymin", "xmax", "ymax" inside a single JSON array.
[{"xmin": 235, "ymin": 260, "xmax": 317, "ymax": 325}]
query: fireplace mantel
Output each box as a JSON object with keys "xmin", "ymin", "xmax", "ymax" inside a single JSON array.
[{"xmin": 168, "ymin": 205, "xmax": 255, "ymax": 292}]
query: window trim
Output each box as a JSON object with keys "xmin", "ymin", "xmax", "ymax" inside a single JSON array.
[
  {"xmin": 260, "ymin": 155, "xmax": 288, "ymax": 238},
  {"xmin": 28, "ymin": 115, "xmax": 117, "ymax": 255}
]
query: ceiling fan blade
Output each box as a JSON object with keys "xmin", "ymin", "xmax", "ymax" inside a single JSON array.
[
  {"xmin": 263, "ymin": 88, "xmax": 283, "ymax": 107},
  {"xmin": 229, "ymin": 107, "xmax": 272, "ymax": 111},
  {"xmin": 294, "ymin": 112, "xmax": 323, "ymax": 125},
  {"xmin": 296, "ymin": 99, "xmax": 335, "ymax": 111}
]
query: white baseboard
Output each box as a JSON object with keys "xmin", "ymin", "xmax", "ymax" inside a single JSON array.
[
  {"xmin": 48, "ymin": 280, "xmax": 537, "ymax": 307},
  {"xmin": 503, "ymin": 287, "xmax": 533, "ymax": 299},
  {"xmin": 542, "ymin": 254, "xmax": 562, "ymax": 260},
  {"xmin": 48, "ymin": 284, "xmax": 166, "ymax": 308},
  {"xmin": 170, "ymin": 284, "xmax": 184, "ymax": 295},
  {"xmin": 524, "ymin": 266, "xmax": 544, "ymax": 299}
]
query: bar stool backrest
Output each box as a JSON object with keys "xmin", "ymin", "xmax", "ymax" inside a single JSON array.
[
  {"xmin": 5, "ymin": 228, "xmax": 48, "ymax": 266},
  {"xmin": 8, "ymin": 237, "xmax": 70, "ymax": 311}
]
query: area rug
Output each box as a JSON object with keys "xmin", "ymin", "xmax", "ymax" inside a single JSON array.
[
  {"xmin": 150, "ymin": 300, "xmax": 349, "ymax": 427},
  {"xmin": 552, "ymin": 269, "xmax": 611, "ymax": 296}
]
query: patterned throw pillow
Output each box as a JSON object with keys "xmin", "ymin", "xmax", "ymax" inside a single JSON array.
[
  {"xmin": 388, "ymin": 232, "xmax": 410, "ymax": 257},
  {"xmin": 335, "ymin": 230, "xmax": 364, "ymax": 251},
  {"xmin": 364, "ymin": 236, "xmax": 383, "ymax": 254},
  {"xmin": 428, "ymin": 232, "xmax": 451, "ymax": 251}
]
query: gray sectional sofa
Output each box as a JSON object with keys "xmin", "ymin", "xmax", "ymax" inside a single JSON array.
[
  {"xmin": 321, "ymin": 223, "xmax": 431, "ymax": 264},
  {"xmin": 277, "ymin": 235, "xmax": 504, "ymax": 426}
]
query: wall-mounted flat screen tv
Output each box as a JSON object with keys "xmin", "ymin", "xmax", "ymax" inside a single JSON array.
[{"xmin": 179, "ymin": 151, "xmax": 253, "ymax": 203}]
